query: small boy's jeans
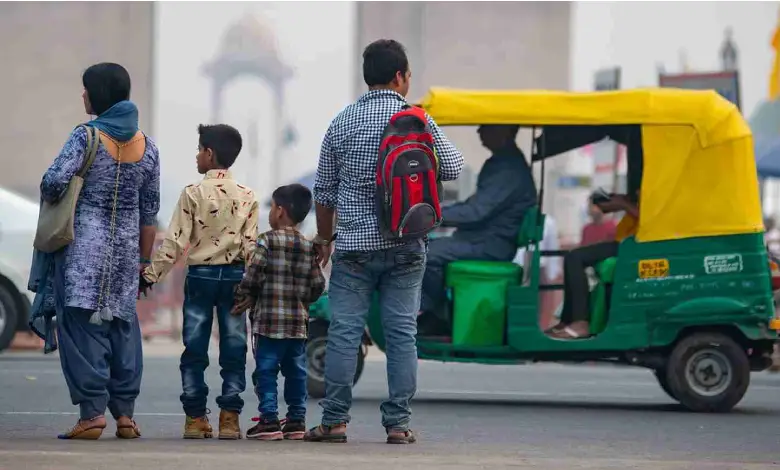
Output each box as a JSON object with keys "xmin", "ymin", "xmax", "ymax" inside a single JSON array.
[
  {"xmin": 180, "ymin": 265, "xmax": 247, "ymax": 418},
  {"xmin": 252, "ymin": 336, "xmax": 307, "ymax": 422}
]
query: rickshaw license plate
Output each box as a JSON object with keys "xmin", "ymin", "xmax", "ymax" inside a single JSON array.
[{"xmin": 638, "ymin": 259, "xmax": 669, "ymax": 279}]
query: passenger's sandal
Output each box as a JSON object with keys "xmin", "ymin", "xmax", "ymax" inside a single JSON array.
[{"xmin": 550, "ymin": 326, "xmax": 589, "ymax": 339}]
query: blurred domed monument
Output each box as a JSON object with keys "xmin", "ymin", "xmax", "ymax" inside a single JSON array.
[{"xmin": 202, "ymin": 14, "xmax": 295, "ymax": 188}]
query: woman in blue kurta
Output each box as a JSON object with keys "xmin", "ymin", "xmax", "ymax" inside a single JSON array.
[{"xmin": 30, "ymin": 63, "xmax": 160, "ymax": 439}]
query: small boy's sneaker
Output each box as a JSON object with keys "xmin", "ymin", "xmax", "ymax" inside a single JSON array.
[
  {"xmin": 282, "ymin": 419, "xmax": 306, "ymax": 440},
  {"xmin": 218, "ymin": 410, "xmax": 241, "ymax": 440},
  {"xmin": 183, "ymin": 415, "xmax": 213, "ymax": 439},
  {"xmin": 246, "ymin": 417, "xmax": 283, "ymax": 441}
]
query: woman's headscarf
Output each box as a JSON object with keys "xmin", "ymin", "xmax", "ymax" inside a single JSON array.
[{"xmin": 82, "ymin": 63, "xmax": 139, "ymax": 141}]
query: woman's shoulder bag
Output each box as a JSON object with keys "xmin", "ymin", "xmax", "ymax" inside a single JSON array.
[{"xmin": 33, "ymin": 125, "xmax": 100, "ymax": 253}]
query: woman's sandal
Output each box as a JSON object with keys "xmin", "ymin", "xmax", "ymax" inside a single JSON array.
[
  {"xmin": 302, "ymin": 424, "xmax": 347, "ymax": 443},
  {"xmin": 58, "ymin": 419, "xmax": 107, "ymax": 440},
  {"xmin": 387, "ymin": 429, "xmax": 417, "ymax": 445},
  {"xmin": 115, "ymin": 417, "xmax": 141, "ymax": 439}
]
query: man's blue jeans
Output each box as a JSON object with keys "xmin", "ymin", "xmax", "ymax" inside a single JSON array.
[
  {"xmin": 180, "ymin": 265, "xmax": 247, "ymax": 417},
  {"xmin": 320, "ymin": 240, "xmax": 426, "ymax": 431},
  {"xmin": 253, "ymin": 336, "xmax": 307, "ymax": 422}
]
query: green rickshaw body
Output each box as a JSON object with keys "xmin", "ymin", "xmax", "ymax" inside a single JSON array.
[{"xmin": 308, "ymin": 232, "xmax": 776, "ymax": 360}]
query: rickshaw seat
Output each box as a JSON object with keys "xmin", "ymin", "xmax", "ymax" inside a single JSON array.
[
  {"xmin": 594, "ymin": 256, "xmax": 617, "ymax": 283},
  {"xmin": 589, "ymin": 257, "xmax": 617, "ymax": 335},
  {"xmin": 443, "ymin": 207, "xmax": 540, "ymax": 346}
]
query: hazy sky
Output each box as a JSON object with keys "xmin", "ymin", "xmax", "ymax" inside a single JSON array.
[
  {"xmin": 572, "ymin": 1, "xmax": 777, "ymax": 117},
  {"xmin": 153, "ymin": 1, "xmax": 355, "ymax": 222}
]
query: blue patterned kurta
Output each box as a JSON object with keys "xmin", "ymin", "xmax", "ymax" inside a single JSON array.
[{"xmin": 40, "ymin": 126, "xmax": 160, "ymax": 322}]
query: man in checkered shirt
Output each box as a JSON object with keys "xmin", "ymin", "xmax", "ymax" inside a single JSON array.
[{"xmin": 305, "ymin": 39, "xmax": 463, "ymax": 445}]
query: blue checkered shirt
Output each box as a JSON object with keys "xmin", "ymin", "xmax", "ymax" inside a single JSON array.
[{"xmin": 314, "ymin": 90, "xmax": 464, "ymax": 252}]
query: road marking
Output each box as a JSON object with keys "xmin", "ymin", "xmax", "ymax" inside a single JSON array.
[
  {"xmin": 0, "ymin": 370, "xmax": 62, "ymax": 375},
  {"xmin": 1, "ymin": 411, "xmax": 181, "ymax": 416},
  {"xmin": 419, "ymin": 389, "xmax": 659, "ymax": 400}
]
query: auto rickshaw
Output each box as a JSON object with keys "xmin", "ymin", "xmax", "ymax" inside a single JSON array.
[{"xmin": 306, "ymin": 87, "xmax": 780, "ymax": 412}]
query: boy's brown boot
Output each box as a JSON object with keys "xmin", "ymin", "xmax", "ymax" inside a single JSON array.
[
  {"xmin": 218, "ymin": 410, "xmax": 241, "ymax": 440},
  {"xmin": 183, "ymin": 415, "xmax": 213, "ymax": 439}
]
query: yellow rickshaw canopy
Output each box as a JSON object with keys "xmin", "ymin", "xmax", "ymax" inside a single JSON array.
[{"xmin": 418, "ymin": 87, "xmax": 763, "ymax": 242}]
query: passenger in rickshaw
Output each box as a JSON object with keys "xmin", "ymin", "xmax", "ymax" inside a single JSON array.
[
  {"xmin": 418, "ymin": 124, "xmax": 537, "ymax": 336},
  {"xmin": 548, "ymin": 191, "xmax": 639, "ymax": 339}
]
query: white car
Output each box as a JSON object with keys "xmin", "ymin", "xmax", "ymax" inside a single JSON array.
[{"xmin": 0, "ymin": 187, "xmax": 38, "ymax": 352}]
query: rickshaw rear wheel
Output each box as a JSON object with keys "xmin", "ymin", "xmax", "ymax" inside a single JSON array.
[
  {"xmin": 665, "ymin": 332, "xmax": 749, "ymax": 413},
  {"xmin": 306, "ymin": 321, "xmax": 366, "ymax": 399},
  {"xmin": 653, "ymin": 368, "xmax": 677, "ymax": 401}
]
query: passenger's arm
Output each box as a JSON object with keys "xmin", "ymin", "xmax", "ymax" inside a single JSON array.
[
  {"xmin": 599, "ymin": 194, "xmax": 639, "ymax": 218},
  {"xmin": 623, "ymin": 202, "xmax": 639, "ymax": 219},
  {"xmin": 441, "ymin": 162, "xmax": 523, "ymax": 228},
  {"xmin": 41, "ymin": 127, "xmax": 89, "ymax": 203},
  {"xmin": 143, "ymin": 188, "xmax": 194, "ymax": 284},
  {"xmin": 427, "ymin": 115, "xmax": 464, "ymax": 182}
]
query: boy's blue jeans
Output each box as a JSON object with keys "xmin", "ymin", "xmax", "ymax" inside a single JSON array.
[
  {"xmin": 253, "ymin": 336, "xmax": 307, "ymax": 422},
  {"xmin": 180, "ymin": 265, "xmax": 247, "ymax": 418},
  {"xmin": 320, "ymin": 240, "xmax": 426, "ymax": 431}
]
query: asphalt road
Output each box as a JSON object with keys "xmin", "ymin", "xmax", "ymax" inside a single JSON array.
[{"xmin": 2, "ymin": 345, "xmax": 780, "ymax": 469}]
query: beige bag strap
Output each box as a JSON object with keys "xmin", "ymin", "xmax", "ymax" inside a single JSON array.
[{"xmin": 76, "ymin": 126, "xmax": 100, "ymax": 178}]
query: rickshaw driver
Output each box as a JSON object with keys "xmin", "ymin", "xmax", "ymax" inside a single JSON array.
[
  {"xmin": 418, "ymin": 124, "xmax": 537, "ymax": 336},
  {"xmin": 548, "ymin": 191, "xmax": 639, "ymax": 339}
]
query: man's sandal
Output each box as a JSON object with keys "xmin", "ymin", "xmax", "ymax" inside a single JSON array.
[
  {"xmin": 303, "ymin": 424, "xmax": 347, "ymax": 443},
  {"xmin": 387, "ymin": 429, "xmax": 417, "ymax": 444}
]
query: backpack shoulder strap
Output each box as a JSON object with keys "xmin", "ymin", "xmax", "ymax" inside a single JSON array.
[{"xmin": 76, "ymin": 125, "xmax": 100, "ymax": 177}]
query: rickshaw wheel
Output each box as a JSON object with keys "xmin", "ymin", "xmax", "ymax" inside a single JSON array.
[
  {"xmin": 653, "ymin": 368, "xmax": 677, "ymax": 401},
  {"xmin": 665, "ymin": 332, "xmax": 750, "ymax": 413},
  {"xmin": 306, "ymin": 321, "xmax": 366, "ymax": 399}
]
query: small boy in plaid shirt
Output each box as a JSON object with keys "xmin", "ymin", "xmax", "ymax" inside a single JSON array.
[{"xmin": 232, "ymin": 184, "xmax": 325, "ymax": 441}]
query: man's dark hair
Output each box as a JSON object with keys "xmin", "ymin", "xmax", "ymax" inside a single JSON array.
[
  {"xmin": 82, "ymin": 63, "xmax": 131, "ymax": 115},
  {"xmin": 272, "ymin": 184, "xmax": 313, "ymax": 225},
  {"xmin": 197, "ymin": 124, "xmax": 243, "ymax": 168},
  {"xmin": 362, "ymin": 39, "xmax": 409, "ymax": 87}
]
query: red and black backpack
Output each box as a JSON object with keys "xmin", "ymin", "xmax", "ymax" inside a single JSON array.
[{"xmin": 376, "ymin": 105, "xmax": 442, "ymax": 241}]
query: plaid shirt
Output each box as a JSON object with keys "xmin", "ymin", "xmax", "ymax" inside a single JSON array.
[
  {"xmin": 235, "ymin": 228, "xmax": 325, "ymax": 340},
  {"xmin": 314, "ymin": 89, "xmax": 464, "ymax": 252}
]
